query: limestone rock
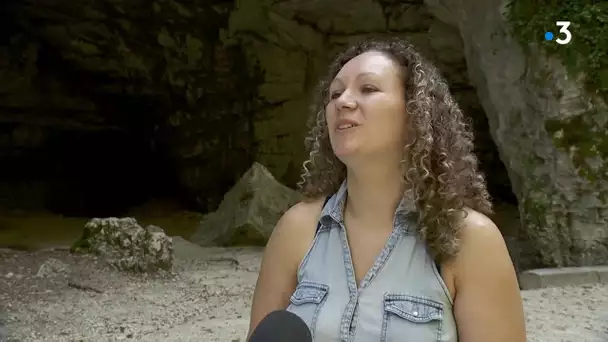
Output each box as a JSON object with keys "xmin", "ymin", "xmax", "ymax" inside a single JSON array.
[
  {"xmin": 424, "ymin": 0, "xmax": 608, "ymax": 267},
  {"xmin": 73, "ymin": 218, "xmax": 173, "ymax": 272},
  {"xmin": 273, "ymin": 0, "xmax": 386, "ymax": 34},
  {"xmin": 0, "ymin": 314, "xmax": 6, "ymax": 342},
  {"xmin": 2, "ymin": 0, "xmax": 549, "ymax": 269},
  {"xmin": 386, "ymin": 3, "xmax": 432, "ymax": 32},
  {"xmin": 2, "ymin": 0, "xmax": 500, "ymax": 215},
  {"xmin": 2, "ymin": 0, "xmax": 261, "ymax": 213},
  {"xmin": 191, "ymin": 163, "xmax": 303, "ymax": 246},
  {"xmin": 36, "ymin": 258, "xmax": 69, "ymax": 278},
  {"xmin": 224, "ymin": 0, "xmax": 452, "ymax": 188}
]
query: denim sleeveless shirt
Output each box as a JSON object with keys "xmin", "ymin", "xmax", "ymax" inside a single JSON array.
[{"xmin": 286, "ymin": 182, "xmax": 457, "ymax": 342}]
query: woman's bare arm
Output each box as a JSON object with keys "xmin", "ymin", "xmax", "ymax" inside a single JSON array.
[
  {"xmin": 452, "ymin": 210, "xmax": 527, "ymax": 342},
  {"xmin": 247, "ymin": 200, "xmax": 323, "ymax": 339}
]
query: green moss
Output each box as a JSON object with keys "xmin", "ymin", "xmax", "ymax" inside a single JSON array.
[
  {"xmin": 70, "ymin": 238, "xmax": 91, "ymax": 253},
  {"xmin": 519, "ymin": 185, "xmax": 555, "ymax": 267},
  {"xmin": 70, "ymin": 229, "xmax": 92, "ymax": 253},
  {"xmin": 506, "ymin": 0, "xmax": 608, "ymax": 102},
  {"xmin": 239, "ymin": 190, "xmax": 254, "ymax": 204},
  {"xmin": 545, "ymin": 110, "xmax": 608, "ymax": 182},
  {"xmin": 507, "ymin": 2, "xmax": 608, "ymax": 266}
]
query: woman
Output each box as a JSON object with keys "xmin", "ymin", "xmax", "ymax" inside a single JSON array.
[{"xmin": 248, "ymin": 39, "xmax": 526, "ymax": 341}]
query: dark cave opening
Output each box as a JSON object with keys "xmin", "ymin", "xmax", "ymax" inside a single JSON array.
[
  {"xmin": 0, "ymin": 0, "xmax": 186, "ymax": 218},
  {"xmin": 469, "ymin": 110, "xmax": 519, "ymax": 207},
  {"xmin": 0, "ymin": 122, "xmax": 179, "ymax": 218}
]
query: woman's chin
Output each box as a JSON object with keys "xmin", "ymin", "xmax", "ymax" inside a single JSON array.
[{"xmin": 333, "ymin": 146, "xmax": 360, "ymax": 161}]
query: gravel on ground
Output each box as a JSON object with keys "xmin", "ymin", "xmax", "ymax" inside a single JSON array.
[{"xmin": 1, "ymin": 243, "xmax": 607, "ymax": 342}]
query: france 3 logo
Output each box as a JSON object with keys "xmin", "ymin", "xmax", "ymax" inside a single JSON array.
[{"xmin": 544, "ymin": 21, "xmax": 572, "ymax": 45}]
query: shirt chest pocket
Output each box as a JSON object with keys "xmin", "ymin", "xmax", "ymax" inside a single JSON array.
[
  {"xmin": 381, "ymin": 294, "xmax": 444, "ymax": 342},
  {"xmin": 286, "ymin": 281, "xmax": 329, "ymax": 335}
]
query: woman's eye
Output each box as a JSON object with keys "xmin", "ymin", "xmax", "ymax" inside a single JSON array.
[
  {"xmin": 361, "ymin": 85, "xmax": 378, "ymax": 93},
  {"xmin": 330, "ymin": 91, "xmax": 342, "ymax": 100}
]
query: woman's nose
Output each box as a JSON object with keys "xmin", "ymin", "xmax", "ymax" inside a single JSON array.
[{"xmin": 336, "ymin": 91, "xmax": 357, "ymax": 111}]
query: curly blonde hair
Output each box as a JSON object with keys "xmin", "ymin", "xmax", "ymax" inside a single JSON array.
[{"xmin": 297, "ymin": 38, "xmax": 493, "ymax": 262}]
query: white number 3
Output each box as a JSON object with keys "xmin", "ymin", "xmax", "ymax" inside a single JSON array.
[{"xmin": 556, "ymin": 21, "xmax": 572, "ymax": 45}]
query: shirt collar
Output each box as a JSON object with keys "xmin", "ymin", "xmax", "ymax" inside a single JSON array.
[{"xmin": 319, "ymin": 180, "xmax": 416, "ymax": 227}]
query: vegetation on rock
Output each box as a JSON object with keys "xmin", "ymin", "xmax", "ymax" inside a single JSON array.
[
  {"xmin": 507, "ymin": 0, "xmax": 608, "ymax": 101},
  {"xmin": 505, "ymin": 1, "xmax": 608, "ymax": 267},
  {"xmin": 508, "ymin": 0, "xmax": 608, "ymax": 186},
  {"xmin": 545, "ymin": 110, "xmax": 608, "ymax": 183}
]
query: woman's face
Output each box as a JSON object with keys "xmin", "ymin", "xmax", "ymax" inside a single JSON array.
[{"xmin": 326, "ymin": 51, "xmax": 408, "ymax": 164}]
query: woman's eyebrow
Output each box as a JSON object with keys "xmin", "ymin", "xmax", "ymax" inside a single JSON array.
[{"xmin": 331, "ymin": 72, "xmax": 380, "ymax": 87}]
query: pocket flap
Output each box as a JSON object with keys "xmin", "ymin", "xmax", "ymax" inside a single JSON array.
[
  {"xmin": 384, "ymin": 294, "xmax": 443, "ymax": 323},
  {"xmin": 290, "ymin": 281, "xmax": 329, "ymax": 305}
]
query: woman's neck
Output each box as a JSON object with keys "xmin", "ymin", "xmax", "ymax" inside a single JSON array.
[{"xmin": 344, "ymin": 165, "xmax": 405, "ymax": 226}]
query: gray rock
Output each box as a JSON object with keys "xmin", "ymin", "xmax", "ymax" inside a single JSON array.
[
  {"xmin": 9, "ymin": 0, "xmax": 605, "ymax": 270},
  {"xmin": 424, "ymin": 0, "xmax": 608, "ymax": 268},
  {"xmin": 274, "ymin": 0, "xmax": 386, "ymax": 34},
  {"xmin": 191, "ymin": 162, "xmax": 302, "ymax": 246},
  {"xmin": 519, "ymin": 266, "xmax": 608, "ymax": 290},
  {"xmin": 0, "ymin": 317, "xmax": 6, "ymax": 341},
  {"xmin": 36, "ymin": 258, "xmax": 69, "ymax": 278},
  {"xmin": 145, "ymin": 225, "xmax": 165, "ymax": 234},
  {"xmin": 74, "ymin": 218, "xmax": 173, "ymax": 272}
]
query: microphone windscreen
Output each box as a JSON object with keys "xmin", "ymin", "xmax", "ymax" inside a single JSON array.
[{"xmin": 248, "ymin": 310, "xmax": 312, "ymax": 342}]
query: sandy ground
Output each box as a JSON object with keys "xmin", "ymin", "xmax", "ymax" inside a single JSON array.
[{"xmin": 1, "ymin": 239, "xmax": 607, "ymax": 342}]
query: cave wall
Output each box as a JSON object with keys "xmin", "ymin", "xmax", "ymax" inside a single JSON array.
[
  {"xmin": 1, "ymin": 0, "xmax": 263, "ymax": 213},
  {"xmin": 3, "ymin": 0, "xmax": 606, "ymax": 269},
  {"xmin": 225, "ymin": 0, "xmax": 512, "ymax": 200},
  {"xmin": 1, "ymin": 0, "xmax": 512, "ymax": 216},
  {"xmin": 424, "ymin": 0, "xmax": 608, "ymax": 267}
]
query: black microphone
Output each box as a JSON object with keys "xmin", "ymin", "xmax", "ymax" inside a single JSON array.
[{"xmin": 248, "ymin": 310, "xmax": 312, "ymax": 342}]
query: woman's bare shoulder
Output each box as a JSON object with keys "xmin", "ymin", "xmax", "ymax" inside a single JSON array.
[
  {"xmin": 451, "ymin": 207, "xmax": 517, "ymax": 289},
  {"xmin": 449, "ymin": 210, "xmax": 526, "ymax": 341},
  {"xmin": 440, "ymin": 209, "xmax": 506, "ymax": 291},
  {"xmin": 248, "ymin": 197, "xmax": 329, "ymax": 335},
  {"xmin": 272, "ymin": 197, "xmax": 327, "ymax": 241},
  {"xmin": 459, "ymin": 208, "xmax": 503, "ymax": 245},
  {"xmin": 257, "ymin": 196, "xmax": 328, "ymax": 285},
  {"xmin": 283, "ymin": 197, "xmax": 328, "ymax": 221}
]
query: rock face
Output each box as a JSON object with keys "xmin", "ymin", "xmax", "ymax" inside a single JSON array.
[
  {"xmin": 0, "ymin": 313, "xmax": 7, "ymax": 341},
  {"xmin": 424, "ymin": 0, "xmax": 608, "ymax": 267},
  {"xmin": 36, "ymin": 258, "xmax": 69, "ymax": 278},
  {"xmin": 73, "ymin": 218, "xmax": 173, "ymax": 272},
  {"xmin": 2, "ymin": 0, "xmax": 606, "ymax": 268},
  {"xmin": 191, "ymin": 163, "xmax": 302, "ymax": 246},
  {"xmin": 0, "ymin": 0, "xmax": 260, "ymax": 213},
  {"xmin": 0, "ymin": 0, "xmax": 510, "ymax": 215}
]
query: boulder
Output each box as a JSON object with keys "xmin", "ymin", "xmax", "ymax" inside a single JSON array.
[
  {"xmin": 72, "ymin": 218, "xmax": 173, "ymax": 272},
  {"xmin": 36, "ymin": 258, "xmax": 70, "ymax": 278},
  {"xmin": 191, "ymin": 163, "xmax": 303, "ymax": 246}
]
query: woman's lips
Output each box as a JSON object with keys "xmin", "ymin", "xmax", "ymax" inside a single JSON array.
[{"xmin": 335, "ymin": 118, "xmax": 360, "ymax": 131}]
